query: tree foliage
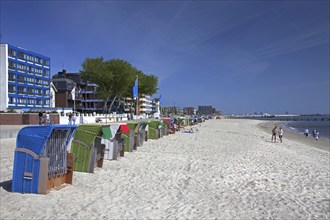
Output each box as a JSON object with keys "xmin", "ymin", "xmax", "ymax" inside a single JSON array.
[{"xmin": 80, "ymin": 57, "xmax": 159, "ymax": 113}]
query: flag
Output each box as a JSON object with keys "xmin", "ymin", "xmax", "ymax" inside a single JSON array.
[
  {"xmin": 71, "ymin": 87, "xmax": 75, "ymax": 100},
  {"xmin": 132, "ymin": 76, "xmax": 138, "ymax": 98},
  {"xmin": 159, "ymin": 95, "xmax": 162, "ymax": 106}
]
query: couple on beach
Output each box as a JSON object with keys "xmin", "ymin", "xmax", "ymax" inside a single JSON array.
[{"xmin": 271, "ymin": 126, "xmax": 283, "ymax": 143}]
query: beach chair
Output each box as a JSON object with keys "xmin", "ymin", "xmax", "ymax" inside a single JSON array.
[
  {"xmin": 162, "ymin": 119, "xmax": 169, "ymax": 136},
  {"xmin": 133, "ymin": 122, "xmax": 140, "ymax": 150},
  {"xmin": 101, "ymin": 124, "xmax": 119, "ymax": 160},
  {"xmin": 12, "ymin": 125, "xmax": 76, "ymax": 194},
  {"xmin": 120, "ymin": 123, "xmax": 133, "ymax": 152},
  {"xmin": 159, "ymin": 121, "xmax": 164, "ymax": 138},
  {"xmin": 70, "ymin": 124, "xmax": 105, "ymax": 173},
  {"xmin": 137, "ymin": 121, "xmax": 147, "ymax": 147},
  {"xmin": 148, "ymin": 121, "xmax": 161, "ymax": 140},
  {"xmin": 163, "ymin": 118, "xmax": 175, "ymax": 134}
]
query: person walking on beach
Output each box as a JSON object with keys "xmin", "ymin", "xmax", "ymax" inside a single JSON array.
[
  {"xmin": 72, "ymin": 113, "xmax": 76, "ymax": 125},
  {"xmin": 271, "ymin": 126, "xmax": 277, "ymax": 142},
  {"xmin": 68, "ymin": 112, "xmax": 72, "ymax": 125},
  {"xmin": 312, "ymin": 129, "xmax": 317, "ymax": 138},
  {"xmin": 304, "ymin": 128, "xmax": 309, "ymax": 137},
  {"xmin": 38, "ymin": 112, "xmax": 43, "ymax": 125},
  {"xmin": 315, "ymin": 131, "xmax": 320, "ymax": 140},
  {"xmin": 279, "ymin": 127, "xmax": 283, "ymax": 143},
  {"xmin": 45, "ymin": 112, "xmax": 50, "ymax": 125}
]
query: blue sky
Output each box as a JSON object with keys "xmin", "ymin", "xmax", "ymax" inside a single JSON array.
[{"xmin": 1, "ymin": 0, "xmax": 329, "ymax": 114}]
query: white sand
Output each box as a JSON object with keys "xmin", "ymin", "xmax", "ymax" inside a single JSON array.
[{"xmin": 1, "ymin": 119, "xmax": 329, "ymax": 219}]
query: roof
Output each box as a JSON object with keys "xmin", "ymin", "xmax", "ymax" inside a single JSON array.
[{"xmin": 52, "ymin": 78, "xmax": 76, "ymax": 92}]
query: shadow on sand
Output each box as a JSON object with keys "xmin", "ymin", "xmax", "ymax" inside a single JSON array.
[{"xmin": 0, "ymin": 180, "xmax": 12, "ymax": 192}]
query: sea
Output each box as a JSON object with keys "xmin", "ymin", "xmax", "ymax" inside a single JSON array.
[
  {"xmin": 284, "ymin": 121, "xmax": 330, "ymax": 140},
  {"xmin": 234, "ymin": 114, "xmax": 330, "ymax": 140}
]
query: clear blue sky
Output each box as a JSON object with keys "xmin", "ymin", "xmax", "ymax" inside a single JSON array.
[{"xmin": 1, "ymin": 0, "xmax": 329, "ymax": 114}]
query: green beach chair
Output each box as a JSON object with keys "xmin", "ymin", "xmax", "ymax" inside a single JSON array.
[
  {"xmin": 148, "ymin": 120, "xmax": 161, "ymax": 140},
  {"xmin": 70, "ymin": 124, "xmax": 105, "ymax": 173}
]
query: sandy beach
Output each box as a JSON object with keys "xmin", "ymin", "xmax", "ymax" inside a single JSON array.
[{"xmin": 1, "ymin": 119, "xmax": 329, "ymax": 219}]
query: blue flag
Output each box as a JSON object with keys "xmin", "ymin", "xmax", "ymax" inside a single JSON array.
[
  {"xmin": 159, "ymin": 95, "xmax": 162, "ymax": 106},
  {"xmin": 133, "ymin": 76, "xmax": 138, "ymax": 98}
]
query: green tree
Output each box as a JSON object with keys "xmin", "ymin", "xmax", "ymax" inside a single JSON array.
[
  {"xmin": 106, "ymin": 59, "xmax": 135, "ymax": 113},
  {"xmin": 125, "ymin": 68, "xmax": 159, "ymax": 96},
  {"xmin": 81, "ymin": 57, "xmax": 113, "ymax": 112},
  {"xmin": 124, "ymin": 68, "xmax": 159, "ymax": 114},
  {"xmin": 81, "ymin": 57, "xmax": 159, "ymax": 114}
]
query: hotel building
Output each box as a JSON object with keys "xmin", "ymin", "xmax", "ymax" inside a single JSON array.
[
  {"xmin": 198, "ymin": 105, "xmax": 213, "ymax": 115},
  {"xmin": 139, "ymin": 94, "xmax": 153, "ymax": 116},
  {"xmin": 0, "ymin": 43, "xmax": 51, "ymax": 112}
]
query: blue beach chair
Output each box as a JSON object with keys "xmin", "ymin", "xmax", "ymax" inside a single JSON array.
[{"xmin": 12, "ymin": 125, "xmax": 76, "ymax": 194}]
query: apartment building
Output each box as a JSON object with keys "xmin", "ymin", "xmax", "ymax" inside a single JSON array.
[
  {"xmin": 139, "ymin": 94, "xmax": 152, "ymax": 116},
  {"xmin": 52, "ymin": 69, "xmax": 127, "ymax": 113},
  {"xmin": 183, "ymin": 107, "xmax": 196, "ymax": 115},
  {"xmin": 0, "ymin": 43, "xmax": 51, "ymax": 112},
  {"xmin": 123, "ymin": 95, "xmax": 153, "ymax": 116},
  {"xmin": 198, "ymin": 105, "xmax": 213, "ymax": 115}
]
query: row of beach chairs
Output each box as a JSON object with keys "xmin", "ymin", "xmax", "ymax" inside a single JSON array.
[{"xmin": 11, "ymin": 118, "xmax": 186, "ymax": 194}]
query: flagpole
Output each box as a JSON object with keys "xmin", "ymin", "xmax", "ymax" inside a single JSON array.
[
  {"xmin": 137, "ymin": 76, "xmax": 139, "ymax": 118},
  {"xmin": 133, "ymin": 75, "xmax": 138, "ymax": 119},
  {"xmin": 71, "ymin": 87, "xmax": 76, "ymax": 113}
]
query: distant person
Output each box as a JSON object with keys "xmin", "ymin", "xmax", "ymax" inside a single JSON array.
[
  {"xmin": 38, "ymin": 112, "xmax": 43, "ymax": 125},
  {"xmin": 46, "ymin": 112, "xmax": 50, "ymax": 125},
  {"xmin": 80, "ymin": 113, "xmax": 84, "ymax": 124},
  {"xmin": 68, "ymin": 113, "xmax": 72, "ymax": 125},
  {"xmin": 278, "ymin": 127, "xmax": 283, "ymax": 143},
  {"xmin": 315, "ymin": 131, "xmax": 320, "ymax": 140},
  {"xmin": 312, "ymin": 129, "xmax": 317, "ymax": 138},
  {"xmin": 304, "ymin": 128, "xmax": 309, "ymax": 137},
  {"xmin": 271, "ymin": 126, "xmax": 277, "ymax": 142},
  {"xmin": 72, "ymin": 113, "xmax": 76, "ymax": 125}
]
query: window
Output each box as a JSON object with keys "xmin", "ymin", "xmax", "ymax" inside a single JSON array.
[
  {"xmin": 8, "ymin": 73, "xmax": 16, "ymax": 81},
  {"xmin": 43, "ymin": 69, "xmax": 50, "ymax": 77},
  {"xmin": 17, "ymin": 86, "xmax": 26, "ymax": 94},
  {"xmin": 8, "ymin": 85, "xmax": 16, "ymax": 93},
  {"xmin": 35, "ymin": 89, "xmax": 42, "ymax": 96},
  {"xmin": 27, "ymin": 54, "xmax": 34, "ymax": 62},
  {"xmin": 35, "ymin": 57, "xmax": 42, "ymax": 65},
  {"xmin": 44, "ymin": 99, "xmax": 50, "ymax": 106},
  {"xmin": 36, "ymin": 99, "xmax": 42, "ymax": 105},
  {"xmin": 35, "ymin": 78, "xmax": 43, "ymax": 86},
  {"xmin": 17, "ymin": 75, "xmax": 26, "ymax": 83},
  {"xmin": 8, "ymin": 49, "xmax": 16, "ymax": 57},
  {"xmin": 9, "ymin": 97, "xmax": 16, "ymax": 104},
  {"xmin": 44, "ymin": 89, "xmax": 50, "ymax": 95},
  {"xmin": 27, "ymin": 87, "xmax": 34, "ymax": 95},
  {"xmin": 17, "ymin": 64, "xmax": 26, "ymax": 72},
  {"xmin": 18, "ymin": 98, "xmax": 26, "ymax": 105},
  {"xmin": 35, "ymin": 68, "xmax": 43, "ymax": 75},
  {"xmin": 28, "ymin": 99, "xmax": 35, "ymax": 105},
  {"xmin": 27, "ymin": 66, "xmax": 34, "ymax": 74},
  {"xmin": 8, "ymin": 61, "xmax": 16, "ymax": 70},
  {"xmin": 27, "ymin": 77, "xmax": 34, "ymax": 84},
  {"xmin": 17, "ymin": 51, "xmax": 25, "ymax": 60},
  {"xmin": 44, "ymin": 59, "xmax": 50, "ymax": 66}
]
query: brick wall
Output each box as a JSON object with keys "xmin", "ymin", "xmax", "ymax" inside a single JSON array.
[{"xmin": 0, "ymin": 113, "xmax": 59, "ymax": 125}]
